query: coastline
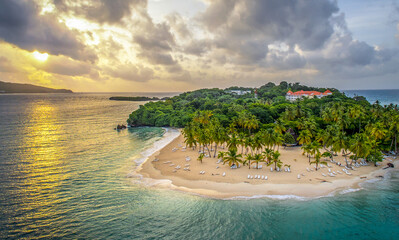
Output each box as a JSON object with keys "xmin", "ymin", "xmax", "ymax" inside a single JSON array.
[{"xmin": 135, "ymin": 129, "xmax": 398, "ymax": 200}]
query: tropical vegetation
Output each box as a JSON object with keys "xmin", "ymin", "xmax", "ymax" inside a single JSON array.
[{"xmin": 128, "ymin": 82, "xmax": 398, "ymax": 168}]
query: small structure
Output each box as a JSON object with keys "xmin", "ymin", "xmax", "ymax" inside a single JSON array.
[
  {"xmin": 226, "ymin": 90, "xmax": 251, "ymax": 95},
  {"xmin": 286, "ymin": 90, "xmax": 332, "ymax": 101}
]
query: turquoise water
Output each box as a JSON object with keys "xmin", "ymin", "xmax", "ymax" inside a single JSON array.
[{"xmin": 0, "ymin": 93, "xmax": 398, "ymax": 239}]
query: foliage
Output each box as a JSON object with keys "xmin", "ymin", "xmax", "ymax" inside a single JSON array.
[
  {"xmin": 283, "ymin": 132, "xmax": 296, "ymax": 145},
  {"xmin": 127, "ymin": 82, "xmax": 399, "ymax": 166}
]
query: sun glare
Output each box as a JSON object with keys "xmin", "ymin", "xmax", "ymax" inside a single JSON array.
[{"xmin": 32, "ymin": 51, "xmax": 49, "ymax": 61}]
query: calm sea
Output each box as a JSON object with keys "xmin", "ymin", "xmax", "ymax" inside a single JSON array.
[
  {"xmin": 344, "ymin": 89, "xmax": 399, "ymax": 106},
  {"xmin": 0, "ymin": 93, "xmax": 398, "ymax": 239}
]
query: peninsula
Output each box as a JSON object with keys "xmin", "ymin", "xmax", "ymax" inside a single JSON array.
[
  {"xmin": 129, "ymin": 82, "xmax": 398, "ymax": 198},
  {"xmin": 0, "ymin": 81, "xmax": 73, "ymax": 93}
]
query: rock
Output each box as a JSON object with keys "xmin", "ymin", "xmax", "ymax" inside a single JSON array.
[{"xmin": 116, "ymin": 124, "xmax": 127, "ymax": 130}]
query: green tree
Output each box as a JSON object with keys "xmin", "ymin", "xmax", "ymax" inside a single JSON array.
[{"xmin": 223, "ymin": 149, "xmax": 243, "ymax": 167}]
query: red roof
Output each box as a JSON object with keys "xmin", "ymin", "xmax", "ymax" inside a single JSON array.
[{"xmin": 287, "ymin": 89, "xmax": 332, "ymax": 96}]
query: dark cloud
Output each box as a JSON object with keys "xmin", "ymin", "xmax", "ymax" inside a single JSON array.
[
  {"xmin": 0, "ymin": 0, "xmax": 96, "ymax": 62},
  {"xmin": 53, "ymin": 0, "xmax": 146, "ymax": 24},
  {"xmin": 134, "ymin": 20, "xmax": 178, "ymax": 66},
  {"xmin": 199, "ymin": 0, "xmax": 339, "ymax": 63},
  {"xmin": 183, "ymin": 39, "xmax": 211, "ymax": 56}
]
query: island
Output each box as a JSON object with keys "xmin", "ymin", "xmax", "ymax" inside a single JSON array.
[
  {"xmin": 0, "ymin": 81, "xmax": 73, "ymax": 93},
  {"xmin": 129, "ymin": 81, "xmax": 398, "ymax": 198},
  {"xmin": 109, "ymin": 96, "xmax": 169, "ymax": 101}
]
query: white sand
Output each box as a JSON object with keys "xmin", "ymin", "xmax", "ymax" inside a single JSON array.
[{"xmin": 137, "ymin": 130, "xmax": 397, "ymax": 199}]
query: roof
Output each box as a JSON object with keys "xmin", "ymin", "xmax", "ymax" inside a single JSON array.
[{"xmin": 286, "ymin": 89, "xmax": 332, "ymax": 96}]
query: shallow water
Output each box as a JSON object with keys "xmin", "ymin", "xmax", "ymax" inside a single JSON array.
[{"xmin": 0, "ymin": 93, "xmax": 398, "ymax": 239}]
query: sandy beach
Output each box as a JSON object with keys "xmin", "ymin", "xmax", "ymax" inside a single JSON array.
[{"xmin": 137, "ymin": 129, "xmax": 397, "ymax": 199}]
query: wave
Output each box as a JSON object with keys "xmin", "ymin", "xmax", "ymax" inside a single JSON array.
[
  {"xmin": 224, "ymin": 194, "xmax": 307, "ymax": 201},
  {"xmin": 339, "ymin": 188, "xmax": 362, "ymax": 194},
  {"xmin": 127, "ymin": 127, "xmax": 180, "ymax": 178}
]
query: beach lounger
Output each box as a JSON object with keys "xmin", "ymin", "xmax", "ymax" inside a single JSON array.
[
  {"xmin": 222, "ymin": 172, "xmax": 226, "ymax": 177},
  {"xmin": 265, "ymin": 176, "xmax": 268, "ymax": 180},
  {"xmin": 270, "ymin": 167, "xmax": 273, "ymax": 172},
  {"xmin": 328, "ymin": 168, "xmax": 331, "ymax": 173},
  {"xmin": 307, "ymin": 168, "xmax": 310, "ymax": 172},
  {"xmin": 297, "ymin": 174, "xmax": 301, "ymax": 179},
  {"xmin": 248, "ymin": 175, "xmax": 250, "ymax": 179},
  {"xmin": 261, "ymin": 175, "xmax": 264, "ymax": 180},
  {"xmin": 251, "ymin": 176, "xmax": 253, "ymax": 179},
  {"xmin": 322, "ymin": 173, "xmax": 327, "ymax": 177}
]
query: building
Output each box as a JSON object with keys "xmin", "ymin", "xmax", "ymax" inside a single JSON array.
[
  {"xmin": 286, "ymin": 90, "xmax": 332, "ymax": 101},
  {"xmin": 226, "ymin": 90, "xmax": 252, "ymax": 95}
]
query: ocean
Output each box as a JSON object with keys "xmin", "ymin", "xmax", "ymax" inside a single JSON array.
[
  {"xmin": 0, "ymin": 92, "xmax": 398, "ymax": 239},
  {"xmin": 344, "ymin": 89, "xmax": 399, "ymax": 106}
]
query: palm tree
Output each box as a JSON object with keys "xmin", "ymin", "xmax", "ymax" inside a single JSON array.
[
  {"xmin": 321, "ymin": 151, "xmax": 332, "ymax": 162},
  {"xmin": 349, "ymin": 133, "xmax": 371, "ymax": 166},
  {"xmin": 223, "ymin": 149, "xmax": 243, "ymax": 168},
  {"xmin": 227, "ymin": 133, "xmax": 239, "ymax": 152},
  {"xmin": 182, "ymin": 123, "xmax": 197, "ymax": 150},
  {"xmin": 274, "ymin": 119, "xmax": 286, "ymax": 135},
  {"xmin": 238, "ymin": 132, "xmax": 246, "ymax": 154},
  {"xmin": 217, "ymin": 151, "xmax": 227, "ymax": 161},
  {"xmin": 297, "ymin": 129, "xmax": 312, "ymax": 145},
  {"xmin": 348, "ymin": 105, "xmax": 364, "ymax": 132},
  {"xmin": 267, "ymin": 151, "xmax": 282, "ymax": 171},
  {"xmin": 246, "ymin": 115, "xmax": 260, "ymax": 135},
  {"xmin": 301, "ymin": 143, "xmax": 312, "ymax": 162},
  {"xmin": 197, "ymin": 153, "xmax": 205, "ymax": 163},
  {"xmin": 310, "ymin": 152, "xmax": 327, "ymax": 171},
  {"xmin": 252, "ymin": 153, "xmax": 264, "ymax": 169},
  {"xmin": 262, "ymin": 148, "xmax": 273, "ymax": 165},
  {"xmin": 245, "ymin": 153, "xmax": 254, "ymax": 169}
]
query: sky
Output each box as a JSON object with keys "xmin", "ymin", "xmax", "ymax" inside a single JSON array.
[{"xmin": 0, "ymin": 0, "xmax": 398, "ymax": 92}]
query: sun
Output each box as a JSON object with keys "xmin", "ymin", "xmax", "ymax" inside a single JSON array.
[{"xmin": 32, "ymin": 51, "xmax": 49, "ymax": 61}]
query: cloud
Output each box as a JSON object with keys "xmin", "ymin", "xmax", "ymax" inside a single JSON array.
[
  {"xmin": 0, "ymin": 0, "xmax": 96, "ymax": 62},
  {"xmin": 107, "ymin": 63, "xmax": 154, "ymax": 82},
  {"xmin": 53, "ymin": 0, "xmax": 146, "ymax": 24},
  {"xmin": 198, "ymin": 0, "xmax": 339, "ymax": 63},
  {"xmin": 38, "ymin": 56, "xmax": 93, "ymax": 76},
  {"xmin": 0, "ymin": 57, "xmax": 17, "ymax": 73},
  {"xmin": 133, "ymin": 19, "xmax": 179, "ymax": 66}
]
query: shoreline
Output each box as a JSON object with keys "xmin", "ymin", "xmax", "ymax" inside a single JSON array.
[{"xmin": 135, "ymin": 129, "xmax": 398, "ymax": 200}]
